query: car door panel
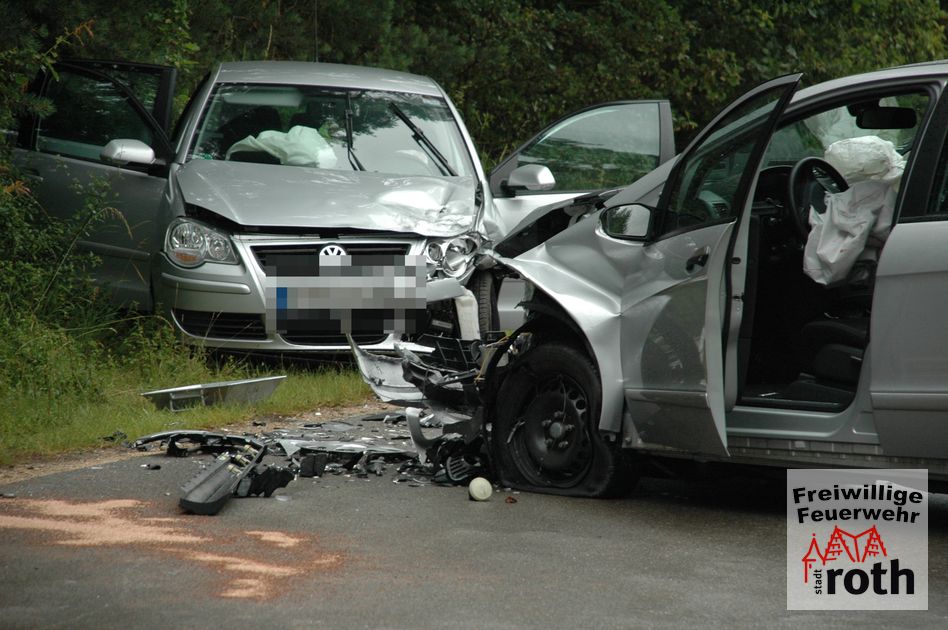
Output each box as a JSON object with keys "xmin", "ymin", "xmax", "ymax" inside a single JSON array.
[
  {"xmin": 488, "ymin": 101, "xmax": 675, "ymax": 241},
  {"xmin": 618, "ymin": 74, "xmax": 802, "ymax": 457},
  {"xmin": 24, "ymin": 150, "xmax": 167, "ymax": 307},
  {"xmin": 868, "ymin": 83, "xmax": 948, "ymax": 458},
  {"xmin": 621, "ymin": 222, "xmax": 733, "ymax": 455},
  {"xmin": 871, "ymin": 221, "xmax": 948, "ymax": 457},
  {"xmin": 19, "ymin": 62, "xmax": 174, "ymax": 309}
]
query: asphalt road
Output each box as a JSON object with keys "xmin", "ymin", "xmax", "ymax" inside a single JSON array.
[{"xmin": 1, "ymin": 415, "xmax": 946, "ymax": 629}]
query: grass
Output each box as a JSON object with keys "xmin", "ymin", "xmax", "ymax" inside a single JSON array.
[
  {"xmin": 0, "ymin": 316, "xmax": 371, "ymax": 465},
  {"xmin": 0, "ymin": 367, "xmax": 371, "ymax": 472}
]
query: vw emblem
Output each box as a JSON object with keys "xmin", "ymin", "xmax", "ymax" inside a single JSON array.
[{"xmin": 319, "ymin": 244, "xmax": 347, "ymax": 257}]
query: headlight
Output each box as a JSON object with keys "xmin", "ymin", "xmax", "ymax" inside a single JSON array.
[
  {"xmin": 166, "ymin": 219, "xmax": 238, "ymax": 267},
  {"xmin": 425, "ymin": 235, "xmax": 479, "ymax": 278}
]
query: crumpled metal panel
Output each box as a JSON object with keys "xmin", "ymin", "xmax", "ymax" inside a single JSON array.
[
  {"xmin": 176, "ymin": 161, "xmax": 478, "ymax": 237},
  {"xmin": 491, "ymin": 217, "xmax": 627, "ymax": 434},
  {"xmin": 348, "ymin": 339, "xmax": 428, "ymax": 405}
]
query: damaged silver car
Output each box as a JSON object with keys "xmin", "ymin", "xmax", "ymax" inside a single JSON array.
[
  {"xmin": 354, "ymin": 63, "xmax": 948, "ymax": 496},
  {"xmin": 14, "ymin": 59, "xmax": 673, "ymax": 352}
]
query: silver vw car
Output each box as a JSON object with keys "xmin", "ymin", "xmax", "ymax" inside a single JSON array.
[
  {"xmin": 353, "ymin": 62, "xmax": 948, "ymax": 497},
  {"xmin": 15, "ymin": 60, "xmax": 673, "ymax": 352}
]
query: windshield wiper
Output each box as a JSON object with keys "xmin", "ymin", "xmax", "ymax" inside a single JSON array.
[
  {"xmin": 389, "ymin": 102, "xmax": 457, "ymax": 176},
  {"xmin": 345, "ymin": 91, "xmax": 365, "ymax": 171}
]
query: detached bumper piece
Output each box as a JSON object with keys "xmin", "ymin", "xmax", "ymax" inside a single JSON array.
[
  {"xmin": 140, "ymin": 376, "xmax": 286, "ymax": 412},
  {"xmin": 350, "ymin": 334, "xmax": 495, "ymax": 484},
  {"xmin": 133, "ymin": 431, "xmax": 294, "ymax": 515}
]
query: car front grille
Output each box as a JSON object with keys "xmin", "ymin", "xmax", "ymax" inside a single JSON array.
[
  {"xmin": 251, "ymin": 242, "xmax": 412, "ymax": 275},
  {"xmin": 173, "ymin": 309, "xmax": 267, "ymax": 340}
]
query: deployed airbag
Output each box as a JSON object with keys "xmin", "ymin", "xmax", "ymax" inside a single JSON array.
[
  {"xmin": 803, "ymin": 181, "xmax": 895, "ymax": 285},
  {"xmin": 823, "ymin": 135, "xmax": 905, "ymax": 186},
  {"xmin": 803, "ymin": 136, "xmax": 903, "ymax": 285},
  {"xmin": 226, "ymin": 125, "xmax": 338, "ymax": 168}
]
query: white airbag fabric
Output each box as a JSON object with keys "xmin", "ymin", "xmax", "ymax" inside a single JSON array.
[
  {"xmin": 823, "ymin": 135, "xmax": 905, "ymax": 186},
  {"xmin": 803, "ymin": 181, "xmax": 895, "ymax": 285},
  {"xmin": 226, "ymin": 125, "xmax": 338, "ymax": 168},
  {"xmin": 802, "ymin": 136, "xmax": 903, "ymax": 285}
]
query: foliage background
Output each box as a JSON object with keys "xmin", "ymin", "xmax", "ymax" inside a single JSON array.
[
  {"xmin": 0, "ymin": 0, "xmax": 944, "ymax": 463},
  {"xmin": 5, "ymin": 0, "xmax": 945, "ymax": 165}
]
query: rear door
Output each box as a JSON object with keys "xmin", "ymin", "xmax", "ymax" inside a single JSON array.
[
  {"xmin": 15, "ymin": 60, "xmax": 176, "ymax": 309},
  {"xmin": 619, "ymin": 75, "xmax": 801, "ymax": 457},
  {"xmin": 869, "ymin": 82, "xmax": 948, "ymax": 457}
]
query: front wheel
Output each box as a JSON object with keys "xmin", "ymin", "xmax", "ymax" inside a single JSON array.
[{"xmin": 490, "ymin": 342, "xmax": 636, "ymax": 497}]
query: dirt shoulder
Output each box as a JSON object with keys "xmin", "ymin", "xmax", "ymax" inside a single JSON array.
[{"xmin": 0, "ymin": 401, "xmax": 397, "ymax": 486}]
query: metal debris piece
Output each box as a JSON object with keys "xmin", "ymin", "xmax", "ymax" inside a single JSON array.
[
  {"xmin": 140, "ymin": 375, "xmax": 286, "ymax": 411},
  {"xmin": 275, "ymin": 439, "xmax": 414, "ymax": 460},
  {"xmin": 405, "ymin": 406, "xmax": 483, "ymax": 474},
  {"xmin": 349, "ymin": 338, "xmax": 427, "ymax": 405},
  {"xmin": 302, "ymin": 421, "xmax": 356, "ymax": 432}
]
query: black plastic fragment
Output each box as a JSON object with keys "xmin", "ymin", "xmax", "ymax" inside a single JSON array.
[
  {"xmin": 299, "ymin": 453, "xmax": 328, "ymax": 478},
  {"xmin": 179, "ymin": 454, "xmax": 247, "ymax": 515},
  {"xmin": 236, "ymin": 464, "xmax": 295, "ymax": 498},
  {"xmin": 133, "ymin": 431, "xmax": 284, "ymax": 515}
]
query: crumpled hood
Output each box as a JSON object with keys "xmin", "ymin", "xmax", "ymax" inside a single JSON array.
[{"xmin": 175, "ymin": 160, "xmax": 478, "ymax": 237}]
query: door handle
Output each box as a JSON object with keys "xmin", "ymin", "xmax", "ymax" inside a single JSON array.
[
  {"xmin": 685, "ymin": 251, "xmax": 709, "ymax": 272},
  {"xmin": 21, "ymin": 167, "xmax": 43, "ymax": 182}
]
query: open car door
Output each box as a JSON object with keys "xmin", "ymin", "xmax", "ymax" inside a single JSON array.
[
  {"xmin": 15, "ymin": 60, "xmax": 176, "ymax": 309},
  {"xmin": 487, "ymin": 100, "xmax": 674, "ymax": 240},
  {"xmin": 621, "ymin": 74, "xmax": 801, "ymax": 457}
]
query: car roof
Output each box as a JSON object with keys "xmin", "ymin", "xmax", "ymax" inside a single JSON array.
[
  {"xmin": 793, "ymin": 60, "xmax": 948, "ymax": 103},
  {"xmin": 214, "ymin": 61, "xmax": 444, "ymax": 96}
]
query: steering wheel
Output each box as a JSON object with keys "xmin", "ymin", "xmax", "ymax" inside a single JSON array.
[{"xmin": 787, "ymin": 157, "xmax": 849, "ymax": 240}]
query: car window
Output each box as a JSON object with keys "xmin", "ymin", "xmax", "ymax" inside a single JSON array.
[
  {"xmin": 764, "ymin": 91, "xmax": 930, "ymax": 169},
  {"xmin": 189, "ymin": 83, "xmax": 473, "ymax": 177},
  {"xmin": 36, "ymin": 68, "xmax": 153, "ymax": 161},
  {"xmin": 924, "ymin": 133, "xmax": 948, "ymax": 219},
  {"xmin": 658, "ymin": 89, "xmax": 785, "ymax": 236},
  {"xmin": 514, "ymin": 102, "xmax": 663, "ymax": 192}
]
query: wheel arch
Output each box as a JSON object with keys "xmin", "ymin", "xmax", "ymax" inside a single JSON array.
[{"xmin": 483, "ymin": 283, "xmax": 626, "ymax": 436}]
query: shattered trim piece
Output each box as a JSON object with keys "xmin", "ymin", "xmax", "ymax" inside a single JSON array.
[
  {"xmin": 140, "ymin": 375, "xmax": 287, "ymax": 411},
  {"xmin": 133, "ymin": 431, "xmax": 294, "ymax": 515}
]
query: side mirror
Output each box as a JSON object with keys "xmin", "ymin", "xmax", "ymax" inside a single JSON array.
[
  {"xmin": 101, "ymin": 139, "xmax": 156, "ymax": 166},
  {"xmin": 601, "ymin": 203, "xmax": 652, "ymax": 239},
  {"xmin": 505, "ymin": 164, "xmax": 556, "ymax": 194}
]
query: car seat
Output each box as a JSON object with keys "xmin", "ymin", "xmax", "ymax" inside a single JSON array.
[{"xmin": 218, "ymin": 105, "xmax": 282, "ymax": 153}]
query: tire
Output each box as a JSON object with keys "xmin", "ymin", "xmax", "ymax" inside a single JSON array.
[
  {"xmin": 491, "ymin": 342, "xmax": 636, "ymax": 498},
  {"xmin": 470, "ymin": 271, "xmax": 500, "ymax": 335}
]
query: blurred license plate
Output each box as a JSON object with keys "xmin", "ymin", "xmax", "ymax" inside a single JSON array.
[{"xmin": 265, "ymin": 254, "xmax": 426, "ymax": 335}]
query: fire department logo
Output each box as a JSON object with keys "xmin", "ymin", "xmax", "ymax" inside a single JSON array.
[
  {"xmin": 787, "ymin": 469, "xmax": 927, "ymax": 610},
  {"xmin": 802, "ymin": 525, "xmax": 888, "ymax": 584}
]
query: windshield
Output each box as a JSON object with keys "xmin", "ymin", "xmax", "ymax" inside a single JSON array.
[
  {"xmin": 763, "ymin": 91, "xmax": 930, "ymax": 168},
  {"xmin": 189, "ymin": 84, "xmax": 473, "ymax": 177}
]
